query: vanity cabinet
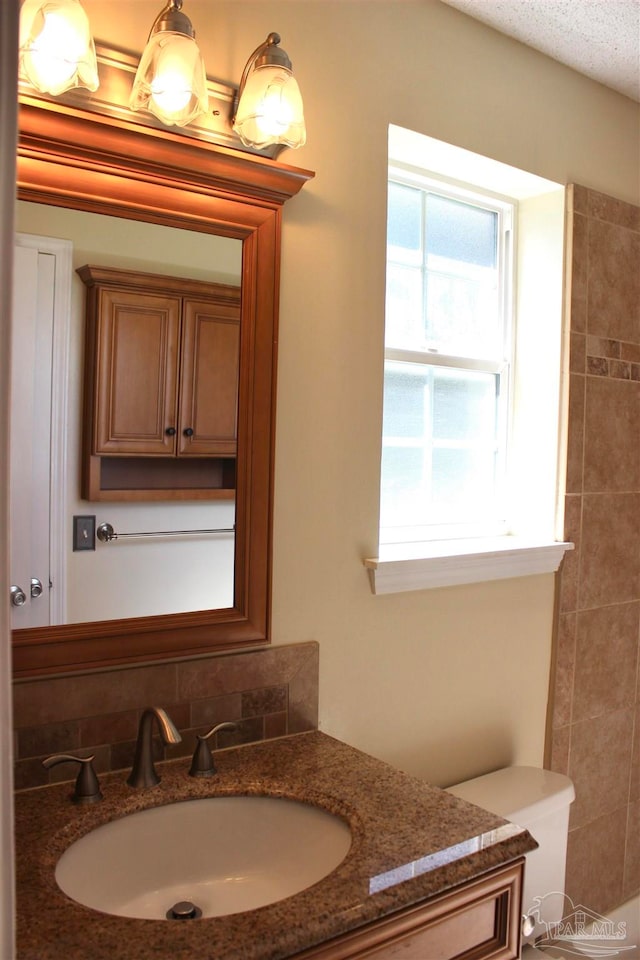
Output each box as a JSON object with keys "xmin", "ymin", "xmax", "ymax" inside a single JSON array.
[
  {"xmin": 294, "ymin": 860, "xmax": 523, "ymax": 960},
  {"xmin": 78, "ymin": 265, "xmax": 240, "ymax": 501}
]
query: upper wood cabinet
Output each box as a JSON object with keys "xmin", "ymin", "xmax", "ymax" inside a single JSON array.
[{"xmin": 78, "ymin": 265, "xmax": 241, "ymax": 501}]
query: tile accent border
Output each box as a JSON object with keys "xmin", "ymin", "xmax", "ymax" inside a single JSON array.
[
  {"xmin": 578, "ymin": 334, "xmax": 640, "ymax": 380},
  {"xmin": 13, "ymin": 641, "xmax": 319, "ymax": 791}
]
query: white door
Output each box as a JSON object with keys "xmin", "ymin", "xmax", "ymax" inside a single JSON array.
[{"xmin": 10, "ymin": 235, "xmax": 71, "ymax": 629}]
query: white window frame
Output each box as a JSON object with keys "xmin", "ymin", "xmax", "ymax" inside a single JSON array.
[
  {"xmin": 364, "ymin": 127, "xmax": 573, "ymax": 594},
  {"xmin": 382, "ymin": 169, "xmax": 515, "ymax": 545}
]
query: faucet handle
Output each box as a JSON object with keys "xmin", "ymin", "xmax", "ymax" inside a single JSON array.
[
  {"xmin": 42, "ymin": 754, "xmax": 103, "ymax": 804},
  {"xmin": 189, "ymin": 721, "xmax": 238, "ymax": 778}
]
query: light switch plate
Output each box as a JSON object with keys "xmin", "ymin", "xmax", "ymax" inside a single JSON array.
[{"xmin": 73, "ymin": 515, "xmax": 96, "ymax": 551}]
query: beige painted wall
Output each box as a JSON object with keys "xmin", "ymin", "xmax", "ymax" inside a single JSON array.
[{"xmin": 37, "ymin": 2, "xmax": 640, "ymax": 785}]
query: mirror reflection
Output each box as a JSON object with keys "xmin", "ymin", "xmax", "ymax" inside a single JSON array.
[{"xmin": 12, "ymin": 199, "xmax": 242, "ymax": 627}]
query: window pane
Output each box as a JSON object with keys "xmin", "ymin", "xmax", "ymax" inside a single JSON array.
[
  {"xmin": 432, "ymin": 368, "xmax": 497, "ymax": 443},
  {"xmin": 382, "ymin": 362, "xmax": 427, "ymax": 439},
  {"xmin": 426, "ymin": 194, "xmax": 496, "ymax": 268},
  {"xmin": 431, "ymin": 448, "xmax": 497, "ymax": 522},
  {"xmin": 381, "ymin": 362, "xmax": 501, "ymax": 529},
  {"xmin": 380, "ymin": 446, "xmax": 428, "ymax": 527},
  {"xmin": 425, "ymin": 195, "xmax": 500, "ymax": 357},
  {"xmin": 387, "ymin": 182, "xmax": 422, "ymax": 256},
  {"xmin": 385, "ymin": 264, "xmax": 423, "ymax": 348},
  {"xmin": 425, "ymin": 269, "xmax": 500, "ymax": 357},
  {"xmin": 381, "ymin": 362, "xmax": 429, "ymax": 527}
]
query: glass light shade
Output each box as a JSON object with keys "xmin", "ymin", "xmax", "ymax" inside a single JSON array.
[
  {"xmin": 233, "ymin": 65, "xmax": 306, "ymax": 150},
  {"xmin": 18, "ymin": 0, "xmax": 99, "ymax": 96},
  {"xmin": 129, "ymin": 31, "xmax": 208, "ymax": 127}
]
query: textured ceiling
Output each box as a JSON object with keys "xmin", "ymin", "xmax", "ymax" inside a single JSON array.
[{"xmin": 440, "ymin": 0, "xmax": 640, "ymax": 102}]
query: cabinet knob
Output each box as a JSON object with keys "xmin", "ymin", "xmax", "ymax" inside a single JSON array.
[
  {"xmin": 165, "ymin": 427, "xmax": 177, "ymax": 436},
  {"xmin": 183, "ymin": 427, "xmax": 194, "ymax": 437}
]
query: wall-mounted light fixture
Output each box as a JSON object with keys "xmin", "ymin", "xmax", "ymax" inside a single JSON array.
[
  {"xmin": 17, "ymin": 1, "xmax": 306, "ymax": 154},
  {"xmin": 129, "ymin": 0, "xmax": 208, "ymax": 128},
  {"xmin": 18, "ymin": 0, "xmax": 99, "ymax": 96},
  {"xmin": 232, "ymin": 33, "xmax": 306, "ymax": 150}
]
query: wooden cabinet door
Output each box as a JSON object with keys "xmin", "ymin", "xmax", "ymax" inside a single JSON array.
[
  {"xmin": 292, "ymin": 860, "xmax": 523, "ymax": 960},
  {"xmin": 93, "ymin": 289, "xmax": 181, "ymax": 455},
  {"xmin": 178, "ymin": 298, "xmax": 240, "ymax": 456}
]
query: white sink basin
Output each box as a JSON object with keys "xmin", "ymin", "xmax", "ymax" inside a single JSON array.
[{"xmin": 55, "ymin": 795, "xmax": 352, "ymax": 920}]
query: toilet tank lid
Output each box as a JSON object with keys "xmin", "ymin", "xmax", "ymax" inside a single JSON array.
[{"xmin": 447, "ymin": 766, "xmax": 575, "ymax": 824}]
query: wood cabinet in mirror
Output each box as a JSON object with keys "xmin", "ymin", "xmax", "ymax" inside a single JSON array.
[
  {"xmin": 78, "ymin": 264, "xmax": 241, "ymax": 500},
  {"xmin": 13, "ymin": 92, "xmax": 313, "ymax": 679}
]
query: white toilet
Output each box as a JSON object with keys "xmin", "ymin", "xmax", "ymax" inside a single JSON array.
[{"xmin": 447, "ymin": 766, "xmax": 575, "ymax": 956}]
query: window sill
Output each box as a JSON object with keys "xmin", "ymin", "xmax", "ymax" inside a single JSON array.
[{"xmin": 364, "ymin": 538, "xmax": 574, "ymax": 595}]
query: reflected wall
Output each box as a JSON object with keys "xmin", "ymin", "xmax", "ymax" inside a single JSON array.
[{"xmin": 16, "ymin": 200, "xmax": 242, "ymax": 623}]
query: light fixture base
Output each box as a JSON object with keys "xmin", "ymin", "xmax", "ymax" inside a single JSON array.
[
  {"xmin": 150, "ymin": 0, "xmax": 195, "ymax": 40},
  {"xmin": 18, "ymin": 40, "xmax": 287, "ymax": 159}
]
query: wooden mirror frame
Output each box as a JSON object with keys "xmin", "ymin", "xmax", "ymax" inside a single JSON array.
[{"xmin": 13, "ymin": 92, "xmax": 313, "ymax": 679}]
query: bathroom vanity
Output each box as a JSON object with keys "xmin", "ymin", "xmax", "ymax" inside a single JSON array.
[{"xmin": 14, "ymin": 732, "xmax": 536, "ymax": 960}]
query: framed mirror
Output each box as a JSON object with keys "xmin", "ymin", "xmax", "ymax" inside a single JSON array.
[{"xmin": 13, "ymin": 91, "xmax": 312, "ymax": 678}]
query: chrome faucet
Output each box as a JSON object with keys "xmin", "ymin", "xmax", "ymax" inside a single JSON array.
[{"xmin": 127, "ymin": 707, "xmax": 182, "ymax": 789}]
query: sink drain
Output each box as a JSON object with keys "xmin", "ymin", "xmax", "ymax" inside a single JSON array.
[{"xmin": 166, "ymin": 901, "xmax": 203, "ymax": 920}]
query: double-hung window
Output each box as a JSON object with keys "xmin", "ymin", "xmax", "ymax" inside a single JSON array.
[
  {"xmin": 381, "ymin": 171, "xmax": 514, "ymax": 544},
  {"xmin": 368, "ymin": 127, "xmax": 570, "ymax": 594}
]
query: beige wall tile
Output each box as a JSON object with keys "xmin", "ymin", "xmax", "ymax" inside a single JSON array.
[
  {"xmin": 559, "ymin": 495, "xmax": 582, "ymax": 613},
  {"xmin": 631, "ymin": 703, "xmax": 640, "ymax": 803},
  {"xmin": 568, "ymin": 709, "xmax": 634, "ymax": 828},
  {"xmin": 587, "ymin": 220, "xmax": 640, "ymax": 342},
  {"xmin": 578, "ymin": 493, "xmax": 640, "ymax": 608},
  {"xmin": 586, "ymin": 336, "xmax": 621, "ymax": 359},
  {"xmin": 177, "ymin": 642, "xmax": 318, "ymax": 701},
  {"xmin": 552, "ymin": 612, "xmax": 576, "ymax": 728},
  {"xmin": 621, "ymin": 342, "xmax": 640, "ymax": 363},
  {"xmin": 553, "ymin": 186, "xmax": 640, "ymax": 919},
  {"xmin": 589, "ymin": 190, "xmax": 640, "ymax": 232},
  {"xmin": 583, "ymin": 379, "xmax": 640, "ymax": 495},
  {"xmin": 570, "ymin": 212, "xmax": 588, "ymax": 334},
  {"xmin": 623, "ymin": 799, "xmax": 640, "ymax": 899},
  {"xmin": 288, "ymin": 641, "xmax": 320, "ymax": 733},
  {"xmin": 570, "ymin": 185, "xmax": 589, "ymax": 217},
  {"xmin": 573, "ymin": 603, "xmax": 640, "ymax": 722},
  {"xmin": 569, "ymin": 333, "xmax": 586, "ymax": 374},
  {"xmin": 566, "ymin": 376, "xmax": 585, "ymax": 494},
  {"xmin": 566, "ymin": 808, "xmax": 627, "ymax": 915},
  {"xmin": 13, "ymin": 663, "xmax": 178, "ymax": 727},
  {"xmin": 190, "ymin": 693, "xmax": 242, "ymax": 729},
  {"xmin": 547, "ymin": 723, "xmax": 570, "ymax": 775}
]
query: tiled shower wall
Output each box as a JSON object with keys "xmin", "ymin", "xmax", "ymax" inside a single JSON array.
[
  {"xmin": 548, "ymin": 185, "xmax": 640, "ymax": 914},
  {"xmin": 13, "ymin": 641, "xmax": 319, "ymax": 790}
]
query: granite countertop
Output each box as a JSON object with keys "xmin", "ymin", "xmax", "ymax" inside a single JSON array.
[{"xmin": 15, "ymin": 731, "xmax": 536, "ymax": 960}]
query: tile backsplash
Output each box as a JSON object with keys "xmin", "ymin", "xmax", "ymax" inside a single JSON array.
[{"xmin": 13, "ymin": 641, "xmax": 318, "ymax": 790}]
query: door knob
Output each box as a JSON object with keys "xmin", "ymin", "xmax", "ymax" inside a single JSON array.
[
  {"xmin": 30, "ymin": 578, "xmax": 43, "ymax": 599},
  {"xmin": 165, "ymin": 427, "xmax": 176, "ymax": 436},
  {"xmin": 183, "ymin": 427, "xmax": 194, "ymax": 437},
  {"xmin": 10, "ymin": 585, "xmax": 27, "ymax": 607}
]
